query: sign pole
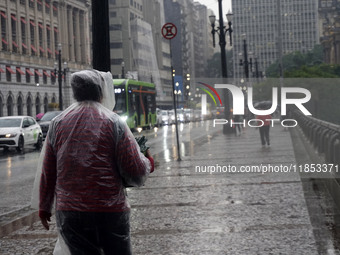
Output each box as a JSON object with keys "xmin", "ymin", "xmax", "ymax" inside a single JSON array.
[{"xmin": 162, "ymin": 23, "xmax": 181, "ymax": 161}]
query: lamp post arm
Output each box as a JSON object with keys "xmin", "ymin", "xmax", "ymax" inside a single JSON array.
[
  {"xmin": 225, "ymin": 22, "xmax": 233, "ymax": 46},
  {"xmin": 211, "ymin": 25, "xmax": 216, "ymax": 48}
]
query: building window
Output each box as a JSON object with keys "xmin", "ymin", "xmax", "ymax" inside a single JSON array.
[
  {"xmin": 110, "ymin": 0, "xmax": 116, "ymax": 4},
  {"xmin": 26, "ymin": 68, "xmax": 32, "ymax": 83},
  {"xmin": 11, "ymin": 15, "xmax": 17, "ymax": 53},
  {"xmin": 1, "ymin": 14, "xmax": 7, "ymax": 51},
  {"xmin": 6, "ymin": 66, "xmax": 13, "ymax": 81},
  {"xmin": 111, "ymin": 58, "xmax": 123, "ymax": 65},
  {"xmin": 26, "ymin": 97, "xmax": 32, "ymax": 116},
  {"xmin": 130, "ymin": 0, "xmax": 133, "ymax": 5},
  {"xmin": 109, "ymin": 24, "xmax": 122, "ymax": 31},
  {"xmin": 110, "ymin": 11, "xmax": 117, "ymax": 18},
  {"xmin": 30, "ymin": 20, "xmax": 36, "ymax": 56},
  {"xmin": 34, "ymin": 69, "xmax": 40, "ymax": 84},
  {"xmin": 46, "ymin": 26, "xmax": 51, "ymax": 58},
  {"xmin": 53, "ymin": 4, "xmax": 58, "ymax": 16},
  {"xmin": 17, "ymin": 96, "xmax": 23, "ymax": 115},
  {"xmin": 16, "ymin": 67, "xmax": 22, "ymax": 82},
  {"xmin": 54, "ymin": 28, "xmax": 58, "ymax": 57},
  {"xmin": 7, "ymin": 96, "xmax": 13, "ymax": 116},
  {"xmin": 43, "ymin": 70, "xmax": 48, "ymax": 84},
  {"xmin": 21, "ymin": 18, "xmax": 27, "ymax": 54},
  {"xmin": 35, "ymin": 97, "xmax": 41, "ymax": 114},
  {"xmin": 110, "ymin": 42, "xmax": 122, "ymax": 48},
  {"xmin": 37, "ymin": 0, "xmax": 42, "ymax": 11},
  {"xmin": 39, "ymin": 23, "xmax": 44, "ymax": 57},
  {"xmin": 51, "ymin": 71, "xmax": 56, "ymax": 84},
  {"xmin": 43, "ymin": 97, "xmax": 48, "ymax": 112}
]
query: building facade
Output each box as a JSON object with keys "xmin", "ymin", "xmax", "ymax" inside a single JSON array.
[
  {"xmin": 142, "ymin": 0, "xmax": 172, "ymax": 107},
  {"xmin": 0, "ymin": 0, "xmax": 91, "ymax": 117},
  {"xmin": 318, "ymin": 0, "xmax": 340, "ymax": 64},
  {"xmin": 108, "ymin": 0, "xmax": 173, "ymax": 108},
  {"xmin": 164, "ymin": 0, "xmax": 214, "ymax": 106},
  {"xmin": 232, "ymin": 0, "xmax": 320, "ymax": 80}
]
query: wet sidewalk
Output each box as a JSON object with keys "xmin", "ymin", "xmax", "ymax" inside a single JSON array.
[
  {"xmin": 0, "ymin": 125, "xmax": 338, "ymax": 254},
  {"xmin": 129, "ymin": 126, "xmax": 318, "ymax": 255}
]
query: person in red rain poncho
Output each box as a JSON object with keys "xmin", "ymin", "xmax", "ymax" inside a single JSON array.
[{"xmin": 37, "ymin": 69, "xmax": 154, "ymax": 255}]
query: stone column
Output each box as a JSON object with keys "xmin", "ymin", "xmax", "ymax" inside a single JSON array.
[
  {"xmin": 67, "ymin": 6, "xmax": 74, "ymax": 61},
  {"xmin": 74, "ymin": 9, "xmax": 81, "ymax": 62},
  {"xmin": 6, "ymin": 0, "xmax": 12, "ymax": 52},
  {"xmin": 50, "ymin": 2, "xmax": 55, "ymax": 58},
  {"xmin": 41, "ymin": 0, "xmax": 47, "ymax": 58},
  {"xmin": 80, "ymin": 10, "xmax": 86, "ymax": 63},
  {"xmin": 25, "ymin": 0, "xmax": 31, "ymax": 56},
  {"xmin": 83, "ymin": 8, "xmax": 91, "ymax": 65},
  {"xmin": 16, "ymin": 0, "xmax": 22, "ymax": 54},
  {"xmin": 34, "ymin": 0, "xmax": 39, "ymax": 56}
]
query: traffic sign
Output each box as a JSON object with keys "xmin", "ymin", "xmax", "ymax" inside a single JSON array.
[{"xmin": 161, "ymin": 23, "xmax": 177, "ymax": 40}]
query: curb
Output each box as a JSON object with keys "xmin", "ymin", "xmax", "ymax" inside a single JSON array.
[{"xmin": 0, "ymin": 209, "xmax": 39, "ymax": 238}]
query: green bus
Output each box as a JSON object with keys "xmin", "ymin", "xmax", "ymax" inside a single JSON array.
[{"xmin": 113, "ymin": 79, "xmax": 157, "ymax": 129}]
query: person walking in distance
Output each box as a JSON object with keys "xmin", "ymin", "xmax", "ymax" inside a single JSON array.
[
  {"xmin": 38, "ymin": 69, "xmax": 154, "ymax": 255},
  {"xmin": 256, "ymin": 111, "xmax": 272, "ymax": 146}
]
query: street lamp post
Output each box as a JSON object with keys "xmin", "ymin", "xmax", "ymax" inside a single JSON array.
[
  {"xmin": 54, "ymin": 43, "xmax": 69, "ymax": 111},
  {"xmin": 209, "ymin": 1, "xmax": 233, "ymax": 134},
  {"xmin": 239, "ymin": 36, "xmax": 251, "ymax": 79},
  {"xmin": 57, "ymin": 43, "xmax": 63, "ymax": 111},
  {"xmin": 209, "ymin": 7, "xmax": 233, "ymax": 78}
]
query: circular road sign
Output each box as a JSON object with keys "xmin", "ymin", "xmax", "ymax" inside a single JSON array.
[{"xmin": 162, "ymin": 23, "xmax": 177, "ymax": 40}]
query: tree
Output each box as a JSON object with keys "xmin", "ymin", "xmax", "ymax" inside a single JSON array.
[
  {"xmin": 206, "ymin": 50, "xmax": 233, "ymax": 78},
  {"xmin": 266, "ymin": 45, "xmax": 324, "ymax": 77},
  {"xmin": 284, "ymin": 64, "xmax": 340, "ymax": 78}
]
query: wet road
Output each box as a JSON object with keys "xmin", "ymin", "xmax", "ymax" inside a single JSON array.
[{"xmin": 0, "ymin": 121, "xmax": 217, "ymax": 218}]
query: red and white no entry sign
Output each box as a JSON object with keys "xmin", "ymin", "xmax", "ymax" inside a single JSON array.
[{"xmin": 161, "ymin": 23, "xmax": 177, "ymax": 40}]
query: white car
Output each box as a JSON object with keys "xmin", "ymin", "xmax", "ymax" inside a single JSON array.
[
  {"xmin": 0, "ymin": 116, "xmax": 43, "ymax": 152},
  {"xmin": 168, "ymin": 110, "xmax": 176, "ymax": 124},
  {"xmin": 160, "ymin": 110, "xmax": 170, "ymax": 125}
]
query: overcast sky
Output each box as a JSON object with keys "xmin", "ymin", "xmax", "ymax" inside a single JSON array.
[{"xmin": 194, "ymin": 0, "xmax": 232, "ymax": 16}]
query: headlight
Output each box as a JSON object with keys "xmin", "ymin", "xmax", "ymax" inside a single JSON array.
[
  {"xmin": 5, "ymin": 133, "xmax": 17, "ymax": 138},
  {"xmin": 121, "ymin": 116, "xmax": 128, "ymax": 122}
]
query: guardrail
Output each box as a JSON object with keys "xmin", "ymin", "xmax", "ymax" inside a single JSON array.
[{"xmin": 291, "ymin": 110, "xmax": 340, "ymax": 165}]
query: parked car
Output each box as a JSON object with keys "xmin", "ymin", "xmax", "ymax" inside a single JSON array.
[
  {"xmin": 0, "ymin": 116, "xmax": 43, "ymax": 152},
  {"xmin": 38, "ymin": 111, "xmax": 62, "ymax": 139}
]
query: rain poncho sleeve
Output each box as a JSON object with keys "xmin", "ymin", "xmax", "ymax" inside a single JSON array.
[
  {"xmin": 39, "ymin": 135, "xmax": 57, "ymax": 215},
  {"xmin": 114, "ymin": 118, "xmax": 154, "ymax": 187}
]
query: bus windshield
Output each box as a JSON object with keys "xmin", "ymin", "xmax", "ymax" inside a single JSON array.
[{"xmin": 114, "ymin": 92, "xmax": 126, "ymax": 114}]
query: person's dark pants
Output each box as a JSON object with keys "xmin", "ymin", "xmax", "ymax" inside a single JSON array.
[
  {"xmin": 56, "ymin": 210, "xmax": 131, "ymax": 255},
  {"xmin": 259, "ymin": 125, "xmax": 270, "ymax": 145}
]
